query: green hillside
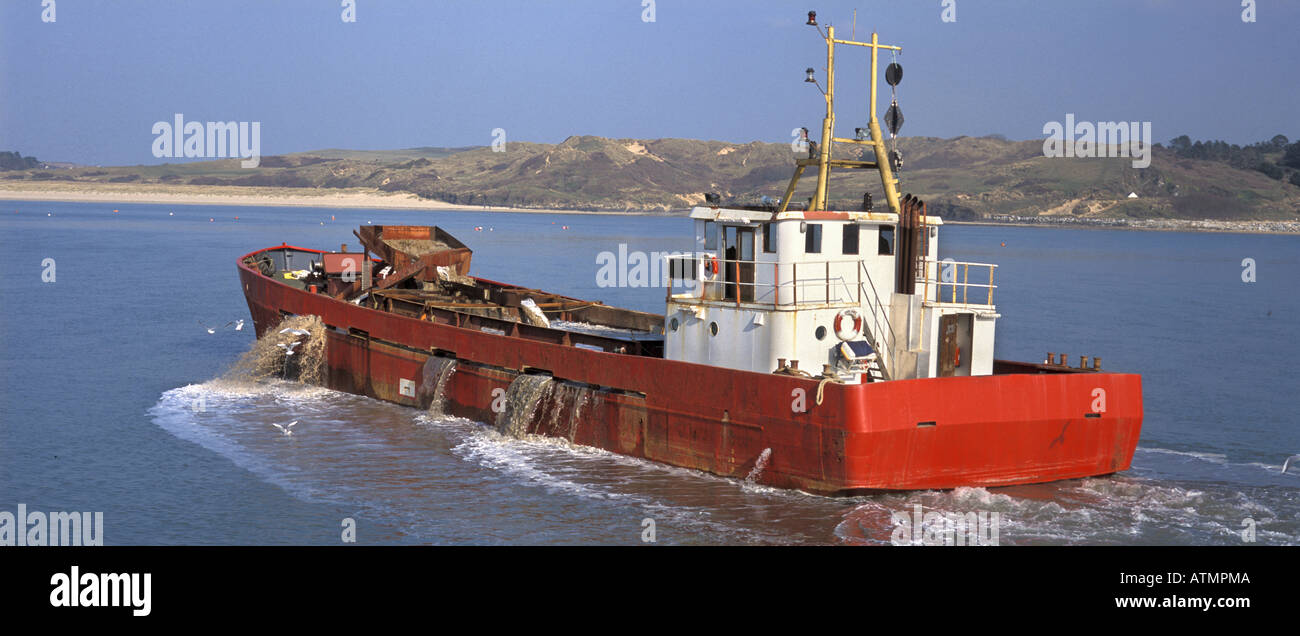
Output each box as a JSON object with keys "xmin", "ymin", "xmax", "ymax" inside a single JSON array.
[{"xmin": 6, "ymin": 135, "xmax": 1299, "ymax": 220}]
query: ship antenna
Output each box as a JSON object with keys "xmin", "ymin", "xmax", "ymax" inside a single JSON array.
[{"xmin": 778, "ymin": 12, "xmax": 904, "ymax": 215}]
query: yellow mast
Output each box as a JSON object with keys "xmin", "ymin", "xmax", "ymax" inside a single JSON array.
[
  {"xmin": 812, "ymin": 25, "xmax": 836, "ymax": 211},
  {"xmin": 780, "ymin": 19, "xmax": 903, "ymax": 215},
  {"xmin": 865, "ymin": 32, "xmax": 904, "ymax": 215}
]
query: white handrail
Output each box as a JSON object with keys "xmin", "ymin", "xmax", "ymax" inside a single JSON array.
[{"xmin": 916, "ymin": 259, "xmax": 998, "ymax": 306}]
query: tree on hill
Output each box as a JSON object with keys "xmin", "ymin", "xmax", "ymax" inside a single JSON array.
[
  {"xmin": 0, "ymin": 151, "xmax": 41, "ymax": 171},
  {"xmin": 1166, "ymin": 135, "xmax": 1300, "ymax": 172},
  {"xmin": 1282, "ymin": 141, "xmax": 1300, "ymax": 170},
  {"xmin": 1256, "ymin": 162, "xmax": 1283, "ymax": 180}
]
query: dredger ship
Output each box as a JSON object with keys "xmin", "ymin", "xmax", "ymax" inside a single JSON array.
[{"xmin": 236, "ymin": 16, "xmax": 1142, "ymax": 494}]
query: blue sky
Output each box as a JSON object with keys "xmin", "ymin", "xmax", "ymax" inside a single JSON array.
[{"xmin": 2, "ymin": 0, "xmax": 1297, "ymax": 165}]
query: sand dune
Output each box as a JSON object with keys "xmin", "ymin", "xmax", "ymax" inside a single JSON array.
[{"xmin": 0, "ymin": 183, "xmax": 617, "ymax": 215}]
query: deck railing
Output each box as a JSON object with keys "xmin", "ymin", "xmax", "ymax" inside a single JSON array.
[
  {"xmin": 663, "ymin": 255, "xmax": 882, "ymax": 308},
  {"xmin": 663, "ymin": 254, "xmax": 898, "ymax": 370},
  {"xmin": 918, "ymin": 259, "xmax": 997, "ymax": 307}
]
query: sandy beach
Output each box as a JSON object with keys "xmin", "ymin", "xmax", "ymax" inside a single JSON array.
[
  {"xmin": 3, "ymin": 183, "xmax": 1293, "ymax": 233},
  {"xmin": 0, "ymin": 183, "xmax": 653, "ymax": 216}
]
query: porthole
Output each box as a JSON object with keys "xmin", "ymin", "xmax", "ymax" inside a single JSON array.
[
  {"xmin": 669, "ymin": 317, "xmax": 679, "ymax": 332},
  {"xmin": 709, "ymin": 322, "xmax": 719, "ymax": 336},
  {"xmin": 815, "ymin": 325, "xmax": 827, "ymax": 340}
]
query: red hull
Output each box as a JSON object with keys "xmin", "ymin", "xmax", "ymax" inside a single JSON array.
[{"xmin": 238, "ymin": 247, "xmax": 1143, "ymax": 495}]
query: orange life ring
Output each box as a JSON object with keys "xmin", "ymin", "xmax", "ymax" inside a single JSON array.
[{"xmin": 834, "ymin": 309, "xmax": 863, "ymax": 341}]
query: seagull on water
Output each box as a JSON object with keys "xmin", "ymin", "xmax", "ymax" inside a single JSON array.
[
  {"xmin": 1282, "ymin": 455, "xmax": 1300, "ymax": 474},
  {"xmin": 271, "ymin": 420, "xmax": 299, "ymax": 436}
]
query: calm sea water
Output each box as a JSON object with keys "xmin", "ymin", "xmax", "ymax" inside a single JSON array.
[{"xmin": 1, "ymin": 201, "xmax": 1296, "ymax": 545}]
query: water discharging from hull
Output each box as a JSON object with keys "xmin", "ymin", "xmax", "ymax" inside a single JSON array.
[
  {"xmin": 425, "ymin": 358, "xmax": 458, "ymax": 416},
  {"xmin": 538, "ymin": 381, "xmax": 598, "ymax": 443},
  {"xmin": 745, "ymin": 448, "xmax": 773, "ymax": 483},
  {"xmin": 496, "ymin": 374, "xmax": 553, "ymax": 438},
  {"xmin": 223, "ymin": 315, "xmax": 327, "ymax": 385},
  {"xmin": 495, "ymin": 374, "xmax": 601, "ymax": 442}
]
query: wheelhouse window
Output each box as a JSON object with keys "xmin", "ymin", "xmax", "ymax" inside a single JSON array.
[
  {"xmin": 842, "ymin": 224, "xmax": 860, "ymax": 255},
  {"xmin": 804, "ymin": 223, "xmax": 822, "ymax": 254},
  {"xmin": 878, "ymin": 225, "xmax": 895, "ymax": 256},
  {"xmin": 762, "ymin": 223, "xmax": 777, "ymax": 253},
  {"xmin": 704, "ymin": 221, "xmax": 718, "ymax": 253}
]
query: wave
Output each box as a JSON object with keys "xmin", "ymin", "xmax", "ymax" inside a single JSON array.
[{"xmin": 150, "ymin": 378, "xmax": 1300, "ymax": 545}]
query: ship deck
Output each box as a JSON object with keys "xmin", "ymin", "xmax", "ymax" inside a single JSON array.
[{"xmin": 243, "ymin": 243, "xmax": 667, "ymax": 358}]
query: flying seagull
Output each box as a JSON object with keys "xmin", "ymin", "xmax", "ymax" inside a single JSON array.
[
  {"xmin": 279, "ymin": 328, "xmax": 310, "ymax": 337},
  {"xmin": 198, "ymin": 320, "xmax": 215, "ymax": 334},
  {"xmin": 271, "ymin": 420, "xmax": 299, "ymax": 436},
  {"xmin": 1282, "ymin": 455, "xmax": 1300, "ymax": 474},
  {"xmin": 277, "ymin": 342, "xmax": 301, "ymax": 356},
  {"xmin": 223, "ymin": 319, "xmax": 245, "ymax": 331}
]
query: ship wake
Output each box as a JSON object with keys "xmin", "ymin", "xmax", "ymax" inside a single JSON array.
[{"xmin": 833, "ymin": 476, "xmax": 1300, "ymax": 546}]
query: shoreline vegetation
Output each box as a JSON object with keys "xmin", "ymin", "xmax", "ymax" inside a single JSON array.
[
  {"xmin": 4, "ymin": 133, "xmax": 1299, "ymax": 233},
  {"xmin": 3, "ymin": 182, "xmax": 1296, "ymax": 235}
]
